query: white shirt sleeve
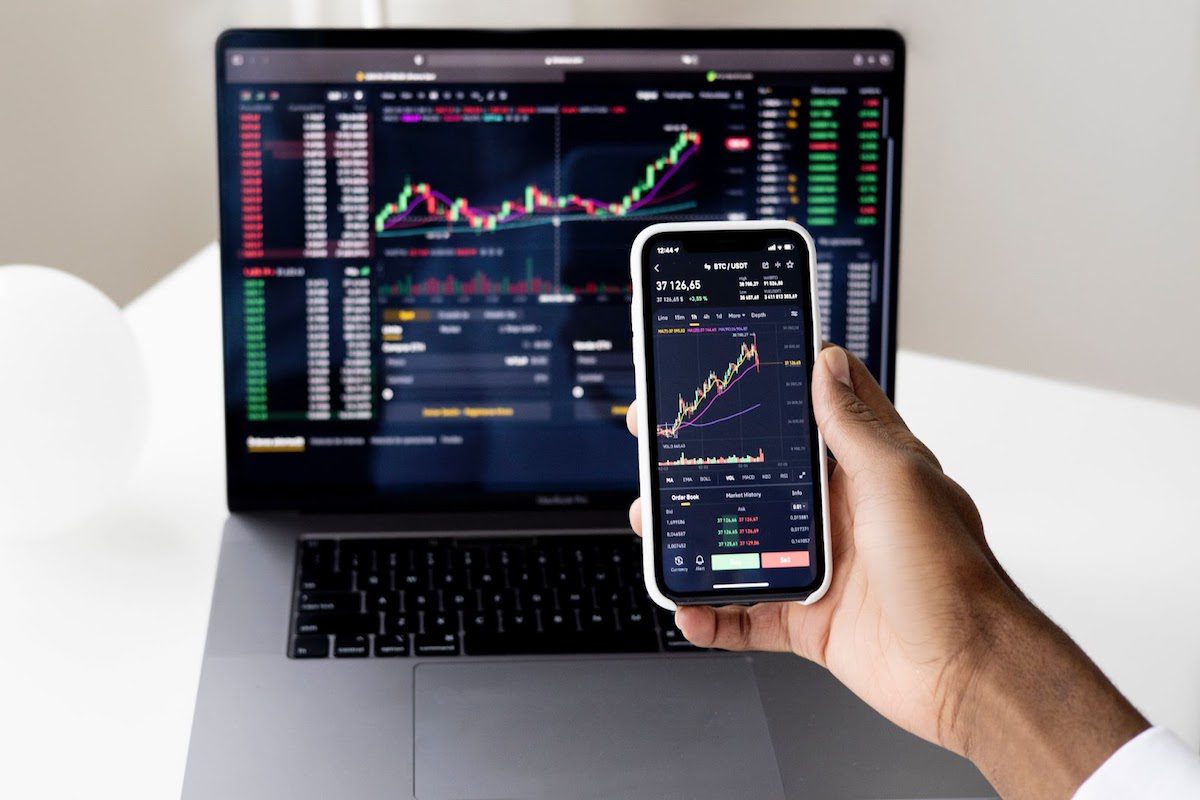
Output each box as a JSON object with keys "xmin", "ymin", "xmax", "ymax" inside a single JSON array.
[{"xmin": 1073, "ymin": 727, "xmax": 1200, "ymax": 799}]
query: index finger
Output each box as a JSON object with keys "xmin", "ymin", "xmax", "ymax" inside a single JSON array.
[
  {"xmin": 815, "ymin": 345, "xmax": 941, "ymax": 472},
  {"xmin": 626, "ymin": 400, "xmax": 638, "ymax": 436}
]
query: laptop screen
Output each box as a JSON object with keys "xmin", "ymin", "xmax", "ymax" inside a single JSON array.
[{"xmin": 215, "ymin": 30, "xmax": 905, "ymax": 512}]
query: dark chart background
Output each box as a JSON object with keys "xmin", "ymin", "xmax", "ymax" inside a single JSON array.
[
  {"xmin": 219, "ymin": 65, "xmax": 900, "ymax": 509},
  {"xmin": 653, "ymin": 326, "xmax": 805, "ymax": 468}
]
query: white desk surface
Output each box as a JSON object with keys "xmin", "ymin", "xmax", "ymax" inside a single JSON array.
[{"xmin": 2, "ymin": 242, "xmax": 1198, "ymax": 799}]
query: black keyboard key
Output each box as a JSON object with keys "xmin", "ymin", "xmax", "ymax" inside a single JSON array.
[
  {"xmin": 434, "ymin": 569, "xmax": 465, "ymax": 590},
  {"xmin": 465, "ymin": 609, "xmax": 496, "ymax": 635},
  {"xmin": 597, "ymin": 588, "xmax": 628, "ymax": 610},
  {"xmin": 494, "ymin": 546, "xmax": 523, "ymax": 572},
  {"xmin": 478, "ymin": 588, "xmax": 518, "ymax": 611},
  {"xmin": 501, "ymin": 610, "xmax": 535, "ymax": 635},
  {"xmin": 383, "ymin": 547, "xmax": 407, "ymax": 570},
  {"xmin": 465, "ymin": 626, "xmax": 656, "ymax": 656},
  {"xmin": 591, "ymin": 630, "xmax": 657, "ymax": 653},
  {"xmin": 469, "ymin": 567, "xmax": 499, "ymax": 589},
  {"xmin": 339, "ymin": 541, "xmax": 373, "ymax": 570},
  {"xmin": 420, "ymin": 545, "xmax": 451, "ymax": 571},
  {"xmin": 463, "ymin": 632, "xmax": 532, "ymax": 655},
  {"xmin": 403, "ymin": 589, "xmax": 435, "ymax": 613},
  {"xmin": 466, "ymin": 623, "xmax": 552, "ymax": 655},
  {"xmin": 374, "ymin": 634, "xmax": 410, "ymax": 657},
  {"xmin": 548, "ymin": 566, "xmax": 583, "ymax": 589},
  {"xmin": 300, "ymin": 539, "xmax": 335, "ymax": 572},
  {"xmin": 300, "ymin": 571, "xmax": 352, "ymax": 592},
  {"xmin": 383, "ymin": 614, "xmax": 412, "ymax": 636},
  {"xmin": 334, "ymin": 634, "xmax": 370, "ymax": 657},
  {"xmin": 415, "ymin": 632, "xmax": 460, "ymax": 656},
  {"xmin": 366, "ymin": 590, "xmax": 398, "ymax": 612},
  {"xmin": 509, "ymin": 567, "xmax": 537, "ymax": 589},
  {"xmin": 565, "ymin": 545, "xmax": 587, "ymax": 566},
  {"xmin": 543, "ymin": 609, "xmax": 573, "ymax": 637},
  {"xmin": 395, "ymin": 570, "xmax": 424, "ymax": 590},
  {"xmin": 558, "ymin": 588, "xmax": 586, "ymax": 608},
  {"xmin": 297, "ymin": 591, "xmax": 360, "ymax": 614},
  {"xmin": 458, "ymin": 549, "xmax": 480, "ymax": 575},
  {"xmin": 589, "ymin": 567, "xmax": 615, "ymax": 587},
  {"xmin": 295, "ymin": 612, "xmax": 376, "ymax": 635},
  {"xmin": 358, "ymin": 571, "xmax": 386, "ymax": 592},
  {"xmin": 524, "ymin": 590, "xmax": 550, "ymax": 609},
  {"xmin": 608, "ymin": 546, "xmax": 628, "ymax": 568},
  {"xmin": 291, "ymin": 635, "xmax": 329, "ymax": 658},
  {"xmin": 423, "ymin": 611, "xmax": 456, "ymax": 635},
  {"xmin": 619, "ymin": 608, "xmax": 653, "ymax": 632},
  {"xmin": 581, "ymin": 607, "xmax": 617, "ymax": 635}
]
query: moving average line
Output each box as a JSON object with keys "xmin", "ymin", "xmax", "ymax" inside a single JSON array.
[{"xmin": 677, "ymin": 402, "xmax": 762, "ymax": 428}]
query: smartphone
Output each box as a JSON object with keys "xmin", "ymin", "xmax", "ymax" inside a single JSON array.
[{"xmin": 630, "ymin": 221, "xmax": 831, "ymax": 610}]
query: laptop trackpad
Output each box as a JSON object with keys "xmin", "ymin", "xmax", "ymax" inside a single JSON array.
[{"xmin": 413, "ymin": 657, "xmax": 783, "ymax": 800}]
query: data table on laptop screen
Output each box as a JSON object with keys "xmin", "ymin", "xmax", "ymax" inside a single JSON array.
[{"xmin": 217, "ymin": 44, "xmax": 902, "ymax": 505}]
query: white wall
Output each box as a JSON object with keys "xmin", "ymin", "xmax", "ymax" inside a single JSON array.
[
  {"xmin": 3, "ymin": 0, "xmax": 1198, "ymax": 404},
  {"xmin": 0, "ymin": 0, "xmax": 292, "ymax": 303}
]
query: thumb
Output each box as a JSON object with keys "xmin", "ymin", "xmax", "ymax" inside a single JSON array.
[{"xmin": 812, "ymin": 346, "xmax": 903, "ymax": 479}]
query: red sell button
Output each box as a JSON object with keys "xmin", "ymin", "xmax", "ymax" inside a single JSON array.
[
  {"xmin": 724, "ymin": 136, "xmax": 751, "ymax": 152},
  {"xmin": 761, "ymin": 551, "xmax": 810, "ymax": 569}
]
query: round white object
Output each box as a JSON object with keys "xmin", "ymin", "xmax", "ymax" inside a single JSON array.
[{"xmin": 0, "ymin": 266, "xmax": 148, "ymax": 536}]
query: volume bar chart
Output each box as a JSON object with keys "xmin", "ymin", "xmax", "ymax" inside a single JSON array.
[{"xmin": 658, "ymin": 448, "xmax": 766, "ymax": 467}]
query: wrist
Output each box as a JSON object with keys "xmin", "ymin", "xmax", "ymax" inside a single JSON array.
[
  {"xmin": 936, "ymin": 584, "xmax": 1028, "ymax": 757},
  {"xmin": 945, "ymin": 591, "xmax": 1148, "ymax": 798}
]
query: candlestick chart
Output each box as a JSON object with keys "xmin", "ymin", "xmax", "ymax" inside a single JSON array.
[
  {"xmin": 653, "ymin": 328, "xmax": 802, "ymax": 468},
  {"xmin": 374, "ymin": 130, "xmax": 700, "ymax": 237}
]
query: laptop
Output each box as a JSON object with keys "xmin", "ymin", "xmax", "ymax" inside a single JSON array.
[{"xmin": 186, "ymin": 28, "xmax": 992, "ymax": 799}]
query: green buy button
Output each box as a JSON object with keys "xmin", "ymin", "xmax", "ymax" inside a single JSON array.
[{"xmin": 711, "ymin": 553, "xmax": 761, "ymax": 571}]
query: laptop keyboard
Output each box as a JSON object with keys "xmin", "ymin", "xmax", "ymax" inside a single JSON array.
[{"xmin": 289, "ymin": 534, "xmax": 700, "ymax": 658}]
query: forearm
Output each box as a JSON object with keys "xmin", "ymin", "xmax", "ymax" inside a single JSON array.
[{"xmin": 950, "ymin": 597, "xmax": 1149, "ymax": 799}]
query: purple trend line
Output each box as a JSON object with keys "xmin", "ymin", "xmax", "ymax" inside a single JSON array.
[
  {"xmin": 658, "ymin": 359, "xmax": 758, "ymax": 435},
  {"xmin": 681, "ymin": 402, "xmax": 762, "ymax": 429}
]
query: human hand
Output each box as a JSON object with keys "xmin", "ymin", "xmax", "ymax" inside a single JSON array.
[{"xmin": 627, "ymin": 345, "xmax": 1146, "ymax": 798}]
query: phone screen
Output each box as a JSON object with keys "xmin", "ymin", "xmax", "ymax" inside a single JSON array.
[{"xmin": 640, "ymin": 228, "xmax": 825, "ymax": 602}]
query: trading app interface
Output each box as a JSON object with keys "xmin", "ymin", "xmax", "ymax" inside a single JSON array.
[
  {"xmin": 645, "ymin": 233, "xmax": 822, "ymax": 596},
  {"xmin": 218, "ymin": 44, "xmax": 901, "ymax": 506}
]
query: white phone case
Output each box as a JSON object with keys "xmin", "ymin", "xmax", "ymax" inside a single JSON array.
[{"xmin": 629, "ymin": 220, "xmax": 832, "ymax": 611}]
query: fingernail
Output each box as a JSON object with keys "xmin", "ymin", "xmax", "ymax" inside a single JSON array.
[{"xmin": 826, "ymin": 346, "xmax": 853, "ymax": 388}]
